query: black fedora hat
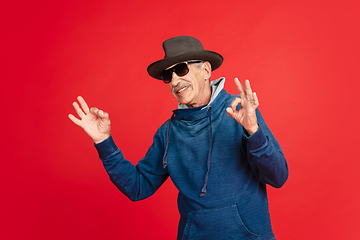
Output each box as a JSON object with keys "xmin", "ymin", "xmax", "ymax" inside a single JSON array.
[{"xmin": 147, "ymin": 36, "xmax": 223, "ymax": 80}]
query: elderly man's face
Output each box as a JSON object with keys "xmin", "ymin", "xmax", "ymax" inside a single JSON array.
[{"xmin": 167, "ymin": 61, "xmax": 212, "ymax": 108}]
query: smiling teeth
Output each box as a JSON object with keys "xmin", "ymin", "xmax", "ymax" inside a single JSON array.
[{"xmin": 177, "ymin": 86, "xmax": 188, "ymax": 93}]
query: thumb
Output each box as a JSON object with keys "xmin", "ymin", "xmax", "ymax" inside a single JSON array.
[
  {"xmin": 226, "ymin": 107, "xmax": 235, "ymax": 117},
  {"xmin": 89, "ymin": 107, "xmax": 99, "ymax": 115},
  {"xmin": 90, "ymin": 107, "xmax": 110, "ymax": 124},
  {"xmin": 99, "ymin": 110, "xmax": 110, "ymax": 120},
  {"xmin": 90, "ymin": 107, "xmax": 109, "ymax": 119},
  {"xmin": 97, "ymin": 110, "xmax": 111, "ymax": 127}
]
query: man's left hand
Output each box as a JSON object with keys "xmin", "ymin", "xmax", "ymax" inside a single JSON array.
[{"xmin": 226, "ymin": 78, "xmax": 259, "ymax": 136}]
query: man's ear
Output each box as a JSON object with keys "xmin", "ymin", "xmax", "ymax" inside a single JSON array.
[{"xmin": 203, "ymin": 61, "xmax": 212, "ymax": 80}]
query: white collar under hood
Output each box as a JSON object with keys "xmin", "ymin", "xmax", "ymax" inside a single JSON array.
[{"xmin": 177, "ymin": 77, "xmax": 225, "ymax": 109}]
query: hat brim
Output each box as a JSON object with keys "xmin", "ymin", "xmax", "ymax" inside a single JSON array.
[{"xmin": 147, "ymin": 50, "xmax": 223, "ymax": 80}]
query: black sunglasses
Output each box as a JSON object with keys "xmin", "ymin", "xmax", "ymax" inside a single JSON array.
[{"xmin": 161, "ymin": 61, "xmax": 203, "ymax": 83}]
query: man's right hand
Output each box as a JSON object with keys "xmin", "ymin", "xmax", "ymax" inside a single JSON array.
[{"xmin": 68, "ymin": 96, "xmax": 111, "ymax": 144}]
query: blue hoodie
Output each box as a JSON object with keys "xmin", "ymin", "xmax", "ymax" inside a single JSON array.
[{"xmin": 95, "ymin": 78, "xmax": 288, "ymax": 239}]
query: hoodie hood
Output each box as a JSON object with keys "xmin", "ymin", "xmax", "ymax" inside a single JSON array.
[
  {"xmin": 177, "ymin": 77, "xmax": 225, "ymax": 110},
  {"xmin": 163, "ymin": 77, "xmax": 228, "ymax": 197}
]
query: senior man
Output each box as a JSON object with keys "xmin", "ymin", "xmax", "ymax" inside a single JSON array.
[{"xmin": 69, "ymin": 36, "xmax": 288, "ymax": 240}]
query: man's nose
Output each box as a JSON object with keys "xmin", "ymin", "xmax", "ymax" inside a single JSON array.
[{"xmin": 170, "ymin": 71, "xmax": 180, "ymax": 85}]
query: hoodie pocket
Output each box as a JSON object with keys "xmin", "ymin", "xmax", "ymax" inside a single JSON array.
[{"xmin": 182, "ymin": 204, "xmax": 260, "ymax": 240}]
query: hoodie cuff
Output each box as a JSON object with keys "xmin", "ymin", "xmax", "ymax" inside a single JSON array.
[
  {"xmin": 243, "ymin": 125, "xmax": 267, "ymax": 151},
  {"xmin": 94, "ymin": 135, "xmax": 118, "ymax": 159}
]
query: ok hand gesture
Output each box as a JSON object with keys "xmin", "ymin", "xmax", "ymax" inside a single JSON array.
[
  {"xmin": 226, "ymin": 78, "xmax": 259, "ymax": 136},
  {"xmin": 68, "ymin": 96, "xmax": 111, "ymax": 144}
]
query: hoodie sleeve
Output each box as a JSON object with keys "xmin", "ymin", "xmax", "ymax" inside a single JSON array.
[
  {"xmin": 243, "ymin": 109, "xmax": 289, "ymax": 188},
  {"xmin": 94, "ymin": 127, "xmax": 169, "ymax": 201}
]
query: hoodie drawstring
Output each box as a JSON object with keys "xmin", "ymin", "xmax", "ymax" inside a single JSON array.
[
  {"xmin": 162, "ymin": 109, "xmax": 213, "ymax": 198},
  {"xmin": 163, "ymin": 113, "xmax": 175, "ymax": 168},
  {"xmin": 200, "ymin": 106, "xmax": 213, "ymax": 197}
]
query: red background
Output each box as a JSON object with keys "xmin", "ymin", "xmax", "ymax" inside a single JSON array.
[{"xmin": 1, "ymin": 0, "xmax": 359, "ymax": 239}]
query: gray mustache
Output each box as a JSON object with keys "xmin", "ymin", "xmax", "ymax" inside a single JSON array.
[{"xmin": 173, "ymin": 82, "xmax": 192, "ymax": 93}]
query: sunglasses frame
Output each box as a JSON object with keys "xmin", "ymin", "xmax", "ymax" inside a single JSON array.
[{"xmin": 161, "ymin": 60, "xmax": 203, "ymax": 84}]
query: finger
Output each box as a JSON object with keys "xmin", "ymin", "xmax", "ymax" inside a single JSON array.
[
  {"xmin": 89, "ymin": 107, "xmax": 99, "ymax": 116},
  {"xmin": 230, "ymin": 97, "xmax": 242, "ymax": 112},
  {"xmin": 90, "ymin": 107, "xmax": 109, "ymax": 119},
  {"xmin": 226, "ymin": 106, "xmax": 237, "ymax": 115},
  {"xmin": 253, "ymin": 92, "xmax": 259, "ymax": 107},
  {"xmin": 234, "ymin": 78, "xmax": 246, "ymax": 98},
  {"xmin": 68, "ymin": 114, "xmax": 82, "ymax": 127},
  {"xmin": 77, "ymin": 96, "xmax": 90, "ymax": 114},
  {"xmin": 244, "ymin": 80, "xmax": 253, "ymax": 99},
  {"xmin": 99, "ymin": 110, "xmax": 109, "ymax": 119},
  {"xmin": 100, "ymin": 110, "xmax": 111, "ymax": 125},
  {"xmin": 226, "ymin": 107, "xmax": 234, "ymax": 118},
  {"xmin": 72, "ymin": 101, "xmax": 85, "ymax": 118},
  {"xmin": 91, "ymin": 108, "xmax": 111, "ymax": 126}
]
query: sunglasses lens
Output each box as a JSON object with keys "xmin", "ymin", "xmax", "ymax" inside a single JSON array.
[
  {"xmin": 161, "ymin": 69, "xmax": 172, "ymax": 83},
  {"xmin": 174, "ymin": 62, "xmax": 189, "ymax": 77},
  {"xmin": 160, "ymin": 62, "xmax": 190, "ymax": 83}
]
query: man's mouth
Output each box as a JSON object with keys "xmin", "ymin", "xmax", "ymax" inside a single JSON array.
[
  {"xmin": 177, "ymin": 86, "xmax": 189, "ymax": 93},
  {"xmin": 175, "ymin": 83, "xmax": 192, "ymax": 94}
]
